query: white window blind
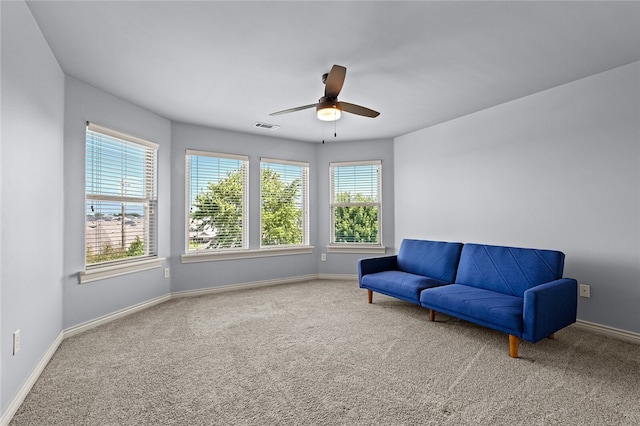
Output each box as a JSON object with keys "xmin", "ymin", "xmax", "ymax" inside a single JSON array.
[
  {"xmin": 85, "ymin": 122, "xmax": 158, "ymax": 268},
  {"xmin": 330, "ymin": 160, "xmax": 382, "ymax": 245},
  {"xmin": 260, "ymin": 158, "xmax": 309, "ymax": 247},
  {"xmin": 186, "ymin": 150, "xmax": 249, "ymax": 252}
]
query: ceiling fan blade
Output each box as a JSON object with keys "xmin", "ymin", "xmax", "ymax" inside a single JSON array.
[
  {"xmin": 269, "ymin": 103, "xmax": 317, "ymax": 116},
  {"xmin": 324, "ymin": 65, "xmax": 346, "ymax": 98},
  {"xmin": 339, "ymin": 102, "xmax": 380, "ymax": 118}
]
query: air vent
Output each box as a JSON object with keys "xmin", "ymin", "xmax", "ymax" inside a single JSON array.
[{"xmin": 253, "ymin": 122, "xmax": 280, "ymax": 130}]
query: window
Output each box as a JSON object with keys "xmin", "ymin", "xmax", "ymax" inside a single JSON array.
[
  {"xmin": 260, "ymin": 158, "xmax": 309, "ymax": 247},
  {"xmin": 85, "ymin": 122, "xmax": 158, "ymax": 268},
  {"xmin": 186, "ymin": 150, "xmax": 248, "ymax": 253},
  {"xmin": 330, "ymin": 160, "xmax": 382, "ymax": 250}
]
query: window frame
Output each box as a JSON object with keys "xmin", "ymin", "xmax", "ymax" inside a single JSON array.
[
  {"xmin": 260, "ymin": 157, "xmax": 310, "ymax": 249},
  {"xmin": 328, "ymin": 160, "xmax": 385, "ymax": 254},
  {"xmin": 184, "ymin": 150, "xmax": 250, "ymax": 257},
  {"xmin": 80, "ymin": 122, "xmax": 162, "ymax": 284}
]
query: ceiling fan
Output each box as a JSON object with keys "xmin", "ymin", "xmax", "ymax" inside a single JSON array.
[{"xmin": 269, "ymin": 65, "xmax": 380, "ymax": 122}]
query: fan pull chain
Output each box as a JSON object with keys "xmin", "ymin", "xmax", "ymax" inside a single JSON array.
[{"xmin": 321, "ymin": 120, "xmax": 337, "ymax": 143}]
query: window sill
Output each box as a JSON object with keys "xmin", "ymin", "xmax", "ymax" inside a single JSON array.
[
  {"xmin": 79, "ymin": 257, "xmax": 165, "ymax": 284},
  {"xmin": 326, "ymin": 244, "xmax": 386, "ymax": 254},
  {"xmin": 181, "ymin": 246, "xmax": 314, "ymax": 263}
]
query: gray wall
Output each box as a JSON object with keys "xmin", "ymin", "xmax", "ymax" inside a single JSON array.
[
  {"xmin": 170, "ymin": 123, "xmax": 321, "ymax": 292},
  {"xmin": 62, "ymin": 77, "xmax": 172, "ymax": 328},
  {"xmin": 316, "ymin": 139, "xmax": 395, "ymax": 275},
  {"xmin": 0, "ymin": 0, "xmax": 65, "ymax": 414},
  {"xmin": 169, "ymin": 124, "xmax": 395, "ymax": 290},
  {"xmin": 394, "ymin": 62, "xmax": 640, "ymax": 333}
]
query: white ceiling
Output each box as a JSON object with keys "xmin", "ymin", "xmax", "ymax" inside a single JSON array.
[{"xmin": 26, "ymin": 1, "xmax": 640, "ymax": 143}]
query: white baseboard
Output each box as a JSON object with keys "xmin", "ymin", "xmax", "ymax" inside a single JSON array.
[
  {"xmin": 0, "ymin": 331, "xmax": 64, "ymax": 426},
  {"xmin": 317, "ymin": 273, "xmax": 358, "ymax": 281},
  {"xmin": 63, "ymin": 293, "xmax": 171, "ymax": 339},
  {"xmin": 573, "ymin": 320, "xmax": 640, "ymax": 345},
  {"xmin": 170, "ymin": 274, "xmax": 357, "ymax": 299},
  {"xmin": 170, "ymin": 274, "xmax": 319, "ymax": 298}
]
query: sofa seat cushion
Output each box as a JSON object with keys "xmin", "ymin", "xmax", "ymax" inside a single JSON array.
[
  {"xmin": 420, "ymin": 284, "xmax": 524, "ymax": 336},
  {"xmin": 361, "ymin": 270, "xmax": 448, "ymax": 304}
]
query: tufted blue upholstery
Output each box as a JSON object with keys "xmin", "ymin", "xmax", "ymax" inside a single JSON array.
[
  {"xmin": 361, "ymin": 271, "xmax": 448, "ymax": 304},
  {"xmin": 420, "ymin": 243, "xmax": 577, "ymax": 346},
  {"xmin": 454, "ymin": 243, "xmax": 565, "ymax": 297},
  {"xmin": 397, "ymin": 239, "xmax": 463, "ymax": 283},
  {"xmin": 358, "ymin": 239, "xmax": 463, "ymax": 305},
  {"xmin": 419, "ymin": 285, "xmax": 524, "ymax": 336},
  {"xmin": 359, "ymin": 239, "xmax": 577, "ymax": 352}
]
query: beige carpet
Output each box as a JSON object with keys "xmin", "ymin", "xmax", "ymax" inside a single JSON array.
[{"xmin": 10, "ymin": 280, "xmax": 640, "ymax": 425}]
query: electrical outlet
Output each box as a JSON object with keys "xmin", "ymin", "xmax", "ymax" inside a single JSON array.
[
  {"xmin": 579, "ymin": 284, "xmax": 590, "ymax": 298},
  {"xmin": 164, "ymin": 268, "xmax": 170, "ymax": 278},
  {"xmin": 13, "ymin": 330, "xmax": 21, "ymax": 355},
  {"xmin": 321, "ymin": 253, "xmax": 326, "ymax": 261}
]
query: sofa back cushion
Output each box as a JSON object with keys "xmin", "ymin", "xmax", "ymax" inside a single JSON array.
[
  {"xmin": 456, "ymin": 243, "xmax": 565, "ymax": 297},
  {"xmin": 397, "ymin": 239, "xmax": 463, "ymax": 283}
]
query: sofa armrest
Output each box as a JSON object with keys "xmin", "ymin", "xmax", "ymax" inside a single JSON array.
[
  {"xmin": 523, "ymin": 278, "xmax": 578, "ymax": 343},
  {"xmin": 358, "ymin": 255, "xmax": 398, "ymax": 285}
]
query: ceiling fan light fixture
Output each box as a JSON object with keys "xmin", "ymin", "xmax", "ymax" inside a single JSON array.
[
  {"xmin": 316, "ymin": 99, "xmax": 342, "ymax": 121},
  {"xmin": 270, "ymin": 65, "xmax": 378, "ymax": 121}
]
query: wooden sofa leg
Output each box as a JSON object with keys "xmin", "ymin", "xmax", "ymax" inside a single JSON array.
[
  {"xmin": 429, "ymin": 309, "xmax": 435, "ymax": 322},
  {"xmin": 548, "ymin": 333, "xmax": 555, "ymax": 340},
  {"xmin": 509, "ymin": 335, "xmax": 519, "ymax": 358},
  {"xmin": 367, "ymin": 290, "xmax": 373, "ymax": 304}
]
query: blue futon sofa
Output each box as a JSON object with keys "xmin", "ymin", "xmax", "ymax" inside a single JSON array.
[
  {"xmin": 358, "ymin": 239, "xmax": 463, "ymax": 305},
  {"xmin": 358, "ymin": 239, "xmax": 578, "ymax": 358}
]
